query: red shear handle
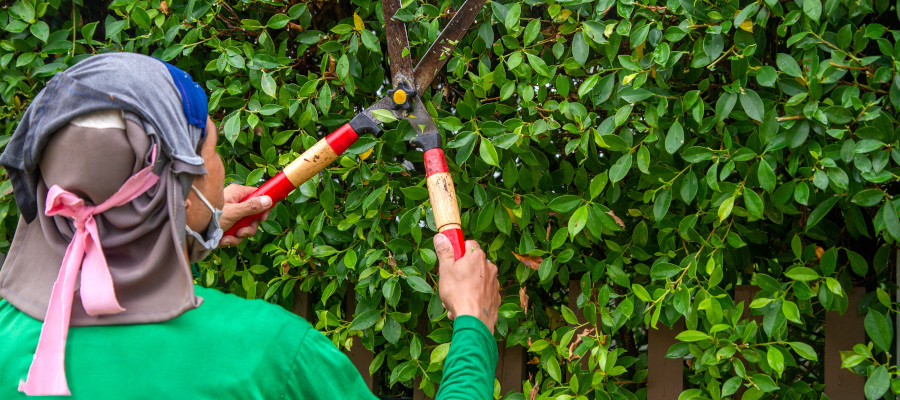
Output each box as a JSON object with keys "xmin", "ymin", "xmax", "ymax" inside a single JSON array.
[
  {"xmin": 224, "ymin": 123, "xmax": 359, "ymax": 236},
  {"xmin": 423, "ymin": 148, "xmax": 465, "ymax": 260}
]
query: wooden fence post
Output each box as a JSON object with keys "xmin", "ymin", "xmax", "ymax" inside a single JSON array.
[
  {"xmin": 733, "ymin": 285, "xmax": 760, "ymax": 398},
  {"xmin": 824, "ymin": 287, "xmax": 865, "ymax": 400},
  {"xmin": 647, "ymin": 319, "xmax": 685, "ymax": 400},
  {"xmin": 290, "ymin": 288, "xmax": 309, "ymax": 319},
  {"xmin": 733, "ymin": 285, "xmax": 761, "ymax": 323},
  {"xmin": 345, "ymin": 291, "xmax": 376, "ymax": 392},
  {"xmin": 496, "ymin": 343, "xmax": 527, "ymax": 395}
]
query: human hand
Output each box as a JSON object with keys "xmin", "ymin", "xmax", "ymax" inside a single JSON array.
[
  {"xmin": 435, "ymin": 235, "xmax": 501, "ymax": 333},
  {"xmin": 218, "ymin": 184, "xmax": 273, "ymax": 247}
]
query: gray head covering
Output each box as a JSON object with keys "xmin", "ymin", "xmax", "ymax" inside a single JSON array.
[{"xmin": 0, "ymin": 52, "xmax": 209, "ymax": 325}]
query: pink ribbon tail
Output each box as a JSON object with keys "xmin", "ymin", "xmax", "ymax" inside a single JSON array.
[{"xmin": 19, "ymin": 145, "xmax": 159, "ymax": 396}]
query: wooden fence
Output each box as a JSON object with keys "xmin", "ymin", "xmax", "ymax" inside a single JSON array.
[{"xmin": 292, "ymin": 283, "xmax": 870, "ymax": 399}]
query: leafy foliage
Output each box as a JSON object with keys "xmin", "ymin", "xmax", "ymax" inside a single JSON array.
[{"xmin": 2, "ymin": 0, "xmax": 900, "ymax": 398}]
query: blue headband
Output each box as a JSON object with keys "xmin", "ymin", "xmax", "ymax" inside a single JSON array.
[{"xmin": 158, "ymin": 61, "xmax": 208, "ymax": 136}]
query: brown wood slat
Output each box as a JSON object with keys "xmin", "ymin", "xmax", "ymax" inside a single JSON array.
[
  {"xmin": 345, "ymin": 291, "xmax": 375, "ymax": 392},
  {"xmin": 497, "ymin": 344, "xmax": 527, "ymax": 395},
  {"xmin": 824, "ymin": 287, "xmax": 865, "ymax": 400},
  {"xmin": 647, "ymin": 319, "xmax": 685, "ymax": 400},
  {"xmin": 289, "ymin": 288, "xmax": 309, "ymax": 318},
  {"xmin": 733, "ymin": 285, "xmax": 760, "ymax": 398},
  {"xmin": 733, "ymin": 285, "xmax": 761, "ymax": 323}
]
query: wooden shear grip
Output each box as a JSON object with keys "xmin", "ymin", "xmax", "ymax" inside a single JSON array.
[
  {"xmin": 424, "ymin": 148, "xmax": 466, "ymax": 260},
  {"xmin": 224, "ymin": 123, "xmax": 360, "ymax": 236}
]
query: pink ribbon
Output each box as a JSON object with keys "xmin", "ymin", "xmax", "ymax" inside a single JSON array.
[{"xmin": 19, "ymin": 146, "xmax": 159, "ymax": 396}]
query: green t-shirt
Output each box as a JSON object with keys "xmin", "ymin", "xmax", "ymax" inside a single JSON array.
[{"xmin": 0, "ymin": 286, "xmax": 497, "ymax": 399}]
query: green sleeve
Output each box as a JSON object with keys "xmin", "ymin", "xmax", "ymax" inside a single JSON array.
[
  {"xmin": 436, "ymin": 315, "xmax": 499, "ymax": 400},
  {"xmin": 284, "ymin": 326, "xmax": 379, "ymax": 400}
]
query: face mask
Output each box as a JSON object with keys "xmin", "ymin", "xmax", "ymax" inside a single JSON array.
[{"xmin": 185, "ymin": 185, "xmax": 223, "ymax": 262}]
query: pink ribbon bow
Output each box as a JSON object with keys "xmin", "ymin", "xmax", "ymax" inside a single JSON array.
[{"xmin": 19, "ymin": 146, "xmax": 159, "ymax": 396}]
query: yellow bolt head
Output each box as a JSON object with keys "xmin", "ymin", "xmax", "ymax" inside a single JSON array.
[{"xmin": 392, "ymin": 89, "xmax": 407, "ymax": 105}]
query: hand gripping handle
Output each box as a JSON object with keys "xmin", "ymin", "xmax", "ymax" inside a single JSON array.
[
  {"xmin": 223, "ymin": 122, "xmax": 361, "ymax": 236},
  {"xmin": 424, "ymin": 148, "xmax": 465, "ymax": 260}
]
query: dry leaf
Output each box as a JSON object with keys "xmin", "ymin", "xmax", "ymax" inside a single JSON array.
[
  {"xmin": 527, "ymin": 356, "xmax": 540, "ymax": 365},
  {"xmin": 519, "ymin": 286, "xmax": 529, "ymax": 315},
  {"xmin": 515, "ymin": 194, "xmax": 522, "ymax": 205},
  {"xmin": 568, "ymin": 328, "xmax": 594, "ymax": 361},
  {"xmin": 159, "ymin": 0, "xmax": 168, "ymax": 14},
  {"xmin": 513, "ymin": 252, "xmax": 543, "ymax": 270},
  {"xmin": 529, "ymin": 383, "xmax": 540, "ymax": 400},
  {"xmin": 607, "ymin": 210, "xmax": 625, "ymax": 228},
  {"xmin": 815, "ymin": 246, "xmax": 824, "ymax": 259}
]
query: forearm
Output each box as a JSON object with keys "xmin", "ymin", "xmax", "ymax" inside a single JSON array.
[{"xmin": 435, "ymin": 315, "xmax": 499, "ymax": 400}]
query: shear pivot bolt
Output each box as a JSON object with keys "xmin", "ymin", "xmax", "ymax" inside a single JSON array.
[{"xmin": 392, "ymin": 89, "xmax": 408, "ymax": 106}]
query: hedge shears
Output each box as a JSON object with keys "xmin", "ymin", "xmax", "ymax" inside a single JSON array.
[{"xmin": 226, "ymin": 0, "xmax": 487, "ymax": 260}]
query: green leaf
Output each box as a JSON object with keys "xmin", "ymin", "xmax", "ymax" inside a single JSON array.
[
  {"xmin": 757, "ymin": 160, "xmax": 776, "ymax": 192},
  {"xmin": 743, "ymin": 189, "xmax": 764, "ymax": 219},
  {"xmin": 526, "ymin": 53, "xmax": 550, "ymax": 77},
  {"xmin": 847, "ymin": 249, "xmax": 869, "ymax": 276},
  {"xmin": 718, "ymin": 196, "xmax": 735, "ymax": 221},
  {"xmin": 267, "ymin": 13, "xmax": 290, "ymax": 29},
  {"xmin": 131, "ymin": 7, "xmax": 151, "ymax": 30},
  {"xmin": 739, "ymin": 89, "xmax": 764, "ymax": 122},
  {"xmin": 865, "ymin": 366, "xmax": 890, "ymax": 400},
  {"xmin": 370, "ymin": 109, "xmax": 397, "ymax": 123},
  {"xmin": 479, "ymin": 138, "xmax": 500, "ymax": 167},
  {"xmin": 632, "ymin": 284, "xmax": 652, "ymax": 302},
  {"xmin": 777, "ymin": 53, "xmax": 803, "ymax": 78},
  {"xmin": 852, "ymin": 189, "xmax": 884, "ymax": 207},
  {"xmin": 546, "ymin": 357, "xmax": 562, "ymax": 382},
  {"xmin": 676, "ymin": 330, "xmax": 711, "ymax": 342},
  {"xmin": 561, "ymin": 305, "xmax": 579, "ymax": 325},
  {"xmin": 806, "ymin": 197, "xmax": 839, "ymax": 230},
  {"xmin": 785, "ymin": 267, "xmax": 819, "ymax": 281},
  {"xmin": 260, "ymin": 72, "xmax": 277, "ymax": 98},
  {"xmin": 682, "ymin": 147, "xmax": 714, "ymax": 163},
  {"xmin": 767, "ymin": 346, "xmax": 785, "ymax": 376},
  {"xmin": 578, "ymin": 74, "xmax": 599, "ymax": 98},
  {"xmin": 223, "ymin": 111, "xmax": 241, "ymax": 144},
  {"xmin": 788, "ymin": 342, "xmax": 818, "ymax": 361},
  {"xmin": 665, "ymin": 120, "xmax": 684, "ymax": 154},
  {"xmin": 568, "ymin": 205, "xmax": 589, "ymax": 237},
  {"xmin": 548, "ymin": 195, "xmax": 582, "ymax": 213},
  {"xmin": 523, "ymin": 19, "xmax": 540, "ymax": 46},
  {"xmin": 430, "ymin": 343, "xmax": 451, "ymax": 364},
  {"xmin": 348, "ymin": 309, "xmax": 381, "ymax": 331},
  {"xmin": 782, "ymin": 300, "xmax": 802, "ymax": 323},
  {"xmin": 573, "ymin": 31, "xmax": 589, "ymax": 65},
  {"xmin": 609, "ymin": 153, "xmax": 632, "ymax": 183},
  {"xmin": 653, "ymin": 189, "xmax": 672, "ymax": 222},
  {"xmin": 756, "ymin": 66, "xmax": 777, "ymax": 87},
  {"xmin": 650, "ymin": 262, "xmax": 681, "ymax": 280},
  {"xmin": 400, "ymin": 186, "xmax": 429, "ymax": 201},
  {"xmin": 803, "ymin": 0, "xmax": 822, "ymax": 21},
  {"xmin": 590, "ymin": 173, "xmax": 608, "ymax": 199},
  {"xmin": 405, "ymin": 276, "xmax": 434, "ymax": 294},
  {"xmin": 820, "ymin": 247, "xmax": 837, "ymax": 275},
  {"xmin": 538, "ymin": 258, "xmax": 554, "ymax": 282},
  {"xmin": 881, "ymin": 200, "xmax": 900, "ymax": 241},
  {"xmin": 865, "ymin": 309, "xmax": 893, "ymax": 353},
  {"xmin": 504, "ymin": 3, "xmax": 521, "ymax": 31},
  {"xmin": 29, "ymin": 21, "xmax": 49, "ymax": 43}
]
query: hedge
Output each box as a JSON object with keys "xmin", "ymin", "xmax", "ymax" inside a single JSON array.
[{"xmin": 2, "ymin": 0, "xmax": 899, "ymax": 398}]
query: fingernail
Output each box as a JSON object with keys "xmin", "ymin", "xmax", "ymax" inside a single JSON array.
[
  {"xmin": 259, "ymin": 196, "xmax": 272, "ymax": 208},
  {"xmin": 433, "ymin": 233, "xmax": 448, "ymax": 246}
]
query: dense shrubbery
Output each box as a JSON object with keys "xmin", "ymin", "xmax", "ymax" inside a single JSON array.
[{"xmin": 2, "ymin": 0, "xmax": 900, "ymax": 398}]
